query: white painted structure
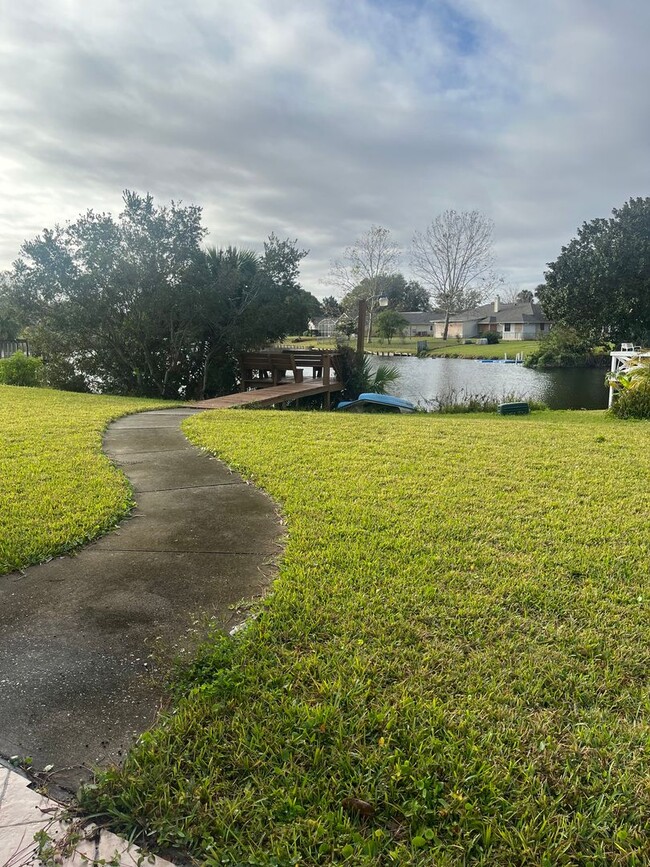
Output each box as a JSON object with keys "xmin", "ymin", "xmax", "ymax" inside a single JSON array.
[
  {"xmin": 308, "ymin": 316, "xmax": 340, "ymax": 337},
  {"xmin": 608, "ymin": 348, "xmax": 650, "ymax": 407}
]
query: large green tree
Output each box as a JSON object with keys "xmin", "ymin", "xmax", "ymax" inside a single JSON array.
[
  {"xmin": 260, "ymin": 234, "xmax": 321, "ymax": 334},
  {"xmin": 193, "ymin": 241, "xmax": 317, "ymax": 399},
  {"xmin": 10, "ymin": 191, "xmax": 207, "ymax": 396},
  {"xmin": 7, "ymin": 192, "xmax": 313, "ymax": 398},
  {"xmin": 539, "ymin": 198, "xmax": 650, "ymax": 344}
]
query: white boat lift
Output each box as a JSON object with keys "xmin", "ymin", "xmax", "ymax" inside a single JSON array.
[{"xmin": 608, "ymin": 346, "xmax": 650, "ymax": 407}]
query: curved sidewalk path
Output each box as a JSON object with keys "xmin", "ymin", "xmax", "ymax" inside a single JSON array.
[{"xmin": 0, "ymin": 408, "xmax": 281, "ymax": 795}]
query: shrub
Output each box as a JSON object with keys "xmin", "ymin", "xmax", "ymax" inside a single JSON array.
[
  {"xmin": 608, "ymin": 357, "xmax": 650, "ymax": 418},
  {"xmin": 611, "ymin": 381, "xmax": 650, "ymax": 418},
  {"xmin": 485, "ymin": 331, "xmax": 500, "ymax": 344},
  {"xmin": 0, "ymin": 352, "xmax": 44, "ymax": 387},
  {"xmin": 525, "ymin": 326, "xmax": 606, "ymax": 368}
]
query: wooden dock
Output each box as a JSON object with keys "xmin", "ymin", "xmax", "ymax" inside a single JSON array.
[
  {"xmin": 191, "ymin": 349, "xmax": 344, "ymax": 410},
  {"xmin": 192, "ymin": 378, "xmax": 343, "ymax": 410}
]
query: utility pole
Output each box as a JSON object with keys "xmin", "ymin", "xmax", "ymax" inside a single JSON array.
[{"xmin": 356, "ymin": 298, "xmax": 367, "ymax": 357}]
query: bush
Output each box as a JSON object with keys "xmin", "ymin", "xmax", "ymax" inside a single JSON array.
[
  {"xmin": 611, "ymin": 381, "xmax": 650, "ymax": 418},
  {"xmin": 485, "ymin": 331, "xmax": 500, "ymax": 344},
  {"xmin": 0, "ymin": 352, "xmax": 44, "ymax": 387},
  {"xmin": 525, "ymin": 326, "xmax": 606, "ymax": 368}
]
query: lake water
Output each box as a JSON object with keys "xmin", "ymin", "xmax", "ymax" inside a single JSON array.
[{"xmin": 370, "ymin": 356, "xmax": 609, "ymax": 410}]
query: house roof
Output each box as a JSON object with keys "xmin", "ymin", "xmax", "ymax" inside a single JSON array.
[
  {"xmin": 399, "ymin": 310, "xmax": 439, "ymax": 324},
  {"xmin": 432, "ymin": 301, "xmax": 550, "ymax": 325}
]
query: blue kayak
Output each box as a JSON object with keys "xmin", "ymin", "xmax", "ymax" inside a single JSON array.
[{"xmin": 337, "ymin": 393, "xmax": 416, "ymax": 413}]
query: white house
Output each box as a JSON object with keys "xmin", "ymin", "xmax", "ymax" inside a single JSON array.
[
  {"xmin": 398, "ymin": 311, "xmax": 439, "ymax": 337},
  {"xmin": 431, "ymin": 298, "xmax": 551, "ymax": 341}
]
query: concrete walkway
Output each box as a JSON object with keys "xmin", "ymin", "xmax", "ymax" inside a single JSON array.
[
  {"xmin": 1, "ymin": 759, "xmax": 176, "ymax": 866},
  {"xmin": 0, "ymin": 409, "xmax": 281, "ymax": 797}
]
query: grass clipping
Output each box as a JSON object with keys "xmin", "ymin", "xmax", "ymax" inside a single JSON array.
[{"xmin": 88, "ymin": 409, "xmax": 650, "ymax": 865}]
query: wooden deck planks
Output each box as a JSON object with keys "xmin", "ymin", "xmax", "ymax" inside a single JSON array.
[{"xmin": 191, "ymin": 379, "xmax": 343, "ymax": 410}]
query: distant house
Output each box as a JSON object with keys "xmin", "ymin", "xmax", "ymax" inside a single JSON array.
[
  {"xmin": 399, "ymin": 311, "xmax": 439, "ymax": 337},
  {"xmin": 431, "ymin": 298, "xmax": 551, "ymax": 341},
  {"xmin": 308, "ymin": 316, "xmax": 340, "ymax": 337}
]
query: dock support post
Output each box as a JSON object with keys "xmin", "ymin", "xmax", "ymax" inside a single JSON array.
[{"xmin": 324, "ymin": 354, "xmax": 331, "ymax": 410}]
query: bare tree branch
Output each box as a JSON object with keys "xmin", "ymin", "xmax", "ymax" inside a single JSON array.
[
  {"xmin": 326, "ymin": 225, "xmax": 401, "ymax": 339},
  {"xmin": 410, "ymin": 210, "xmax": 495, "ymax": 339}
]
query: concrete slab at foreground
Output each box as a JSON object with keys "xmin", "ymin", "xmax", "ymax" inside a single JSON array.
[
  {"xmin": 0, "ymin": 409, "xmax": 281, "ymax": 795},
  {"xmin": 0, "ymin": 761, "xmax": 176, "ymax": 866}
]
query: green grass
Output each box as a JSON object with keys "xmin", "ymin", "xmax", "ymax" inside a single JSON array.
[
  {"xmin": 425, "ymin": 339, "xmax": 541, "ymax": 359},
  {"xmin": 0, "ymin": 385, "xmax": 176, "ymax": 574},
  {"xmin": 282, "ymin": 336, "xmax": 541, "ymax": 359},
  {"xmin": 87, "ymin": 409, "xmax": 650, "ymax": 865}
]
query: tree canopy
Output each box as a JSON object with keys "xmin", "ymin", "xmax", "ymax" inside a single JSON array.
[
  {"xmin": 0, "ymin": 274, "xmax": 21, "ymax": 340},
  {"xmin": 339, "ymin": 273, "xmax": 430, "ymax": 344},
  {"xmin": 410, "ymin": 210, "xmax": 495, "ymax": 339},
  {"xmin": 345, "ymin": 273, "xmax": 430, "ymax": 313},
  {"xmin": 328, "ymin": 226, "xmax": 401, "ymax": 340},
  {"xmin": 6, "ymin": 192, "xmax": 316, "ymax": 398},
  {"xmin": 515, "ymin": 289, "xmax": 534, "ymax": 303},
  {"xmin": 375, "ymin": 309, "xmax": 408, "ymax": 343},
  {"xmin": 539, "ymin": 197, "xmax": 650, "ymax": 344},
  {"xmin": 320, "ymin": 295, "xmax": 343, "ymax": 317}
]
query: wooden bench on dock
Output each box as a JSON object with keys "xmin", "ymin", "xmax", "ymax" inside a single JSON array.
[
  {"xmin": 239, "ymin": 352, "xmax": 304, "ymax": 390},
  {"xmin": 279, "ymin": 349, "xmax": 341, "ymax": 382}
]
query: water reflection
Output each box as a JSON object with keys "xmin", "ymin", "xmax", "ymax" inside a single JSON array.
[{"xmin": 370, "ymin": 356, "xmax": 609, "ymax": 410}]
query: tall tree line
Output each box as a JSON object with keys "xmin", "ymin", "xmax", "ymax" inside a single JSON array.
[{"xmin": 2, "ymin": 192, "xmax": 321, "ymax": 399}]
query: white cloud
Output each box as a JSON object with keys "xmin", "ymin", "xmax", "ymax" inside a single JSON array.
[{"xmin": 0, "ymin": 0, "xmax": 649, "ymax": 295}]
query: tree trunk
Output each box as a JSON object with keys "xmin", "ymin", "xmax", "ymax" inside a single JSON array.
[
  {"xmin": 367, "ymin": 303, "xmax": 374, "ymax": 344},
  {"xmin": 200, "ymin": 351, "xmax": 211, "ymax": 401},
  {"xmin": 442, "ymin": 310, "xmax": 451, "ymax": 341}
]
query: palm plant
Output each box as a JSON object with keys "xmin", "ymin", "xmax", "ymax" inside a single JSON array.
[
  {"xmin": 369, "ymin": 361, "xmax": 401, "ymax": 393},
  {"xmin": 608, "ymin": 357, "xmax": 650, "ymax": 418},
  {"xmin": 606, "ymin": 357, "xmax": 650, "ymax": 393},
  {"xmin": 338, "ymin": 348, "xmax": 400, "ymax": 400}
]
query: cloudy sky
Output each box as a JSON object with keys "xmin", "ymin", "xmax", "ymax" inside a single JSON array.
[{"xmin": 1, "ymin": 0, "xmax": 649, "ymax": 296}]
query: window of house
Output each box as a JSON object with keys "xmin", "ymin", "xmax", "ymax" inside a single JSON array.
[
  {"xmin": 504, "ymin": 323, "xmax": 511, "ymax": 332},
  {"xmin": 540, "ymin": 323, "xmax": 545, "ymax": 331}
]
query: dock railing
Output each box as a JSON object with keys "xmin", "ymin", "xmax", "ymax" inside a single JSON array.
[
  {"xmin": 608, "ymin": 346, "xmax": 650, "ymax": 407},
  {"xmin": 238, "ymin": 349, "xmax": 343, "ymax": 409}
]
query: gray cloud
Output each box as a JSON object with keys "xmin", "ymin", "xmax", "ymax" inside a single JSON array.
[{"xmin": 1, "ymin": 0, "xmax": 649, "ymax": 295}]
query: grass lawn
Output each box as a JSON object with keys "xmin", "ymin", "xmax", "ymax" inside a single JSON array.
[
  {"xmin": 89, "ymin": 408, "xmax": 650, "ymax": 865},
  {"xmin": 425, "ymin": 339, "xmax": 541, "ymax": 360},
  {"xmin": 281, "ymin": 336, "xmax": 541, "ymax": 359},
  {"xmin": 0, "ymin": 385, "xmax": 175, "ymax": 574}
]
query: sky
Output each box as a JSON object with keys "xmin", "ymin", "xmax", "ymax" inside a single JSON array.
[{"xmin": 1, "ymin": 0, "xmax": 649, "ymax": 297}]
